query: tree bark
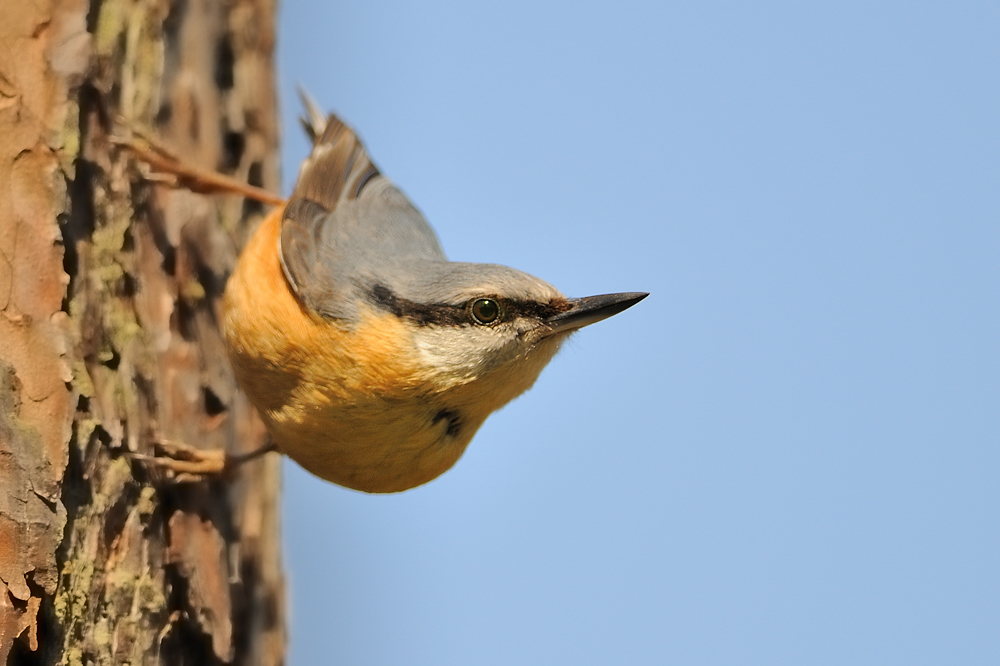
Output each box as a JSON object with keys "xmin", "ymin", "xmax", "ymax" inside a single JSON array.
[{"xmin": 0, "ymin": 0, "xmax": 285, "ymax": 663}]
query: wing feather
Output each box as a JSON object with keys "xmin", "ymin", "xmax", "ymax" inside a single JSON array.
[{"xmin": 279, "ymin": 109, "xmax": 446, "ymax": 322}]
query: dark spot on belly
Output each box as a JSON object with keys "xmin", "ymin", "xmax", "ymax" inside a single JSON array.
[{"xmin": 433, "ymin": 409, "xmax": 462, "ymax": 438}]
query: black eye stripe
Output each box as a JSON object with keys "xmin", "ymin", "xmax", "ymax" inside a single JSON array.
[
  {"xmin": 514, "ymin": 298, "xmax": 573, "ymax": 320},
  {"xmin": 369, "ymin": 285, "xmax": 465, "ymax": 326},
  {"xmin": 369, "ymin": 285, "xmax": 572, "ymax": 327}
]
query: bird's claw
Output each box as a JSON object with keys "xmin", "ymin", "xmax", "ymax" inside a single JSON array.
[{"xmin": 128, "ymin": 439, "xmax": 277, "ymax": 483}]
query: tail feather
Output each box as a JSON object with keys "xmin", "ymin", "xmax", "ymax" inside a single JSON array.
[
  {"xmin": 297, "ymin": 86, "xmax": 328, "ymax": 143},
  {"xmin": 289, "ymin": 96, "xmax": 381, "ymax": 213}
]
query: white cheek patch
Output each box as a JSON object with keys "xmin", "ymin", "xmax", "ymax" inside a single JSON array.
[{"xmin": 412, "ymin": 326, "xmax": 517, "ymax": 383}]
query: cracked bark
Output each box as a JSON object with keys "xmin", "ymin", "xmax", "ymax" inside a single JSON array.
[{"xmin": 0, "ymin": 0, "xmax": 285, "ymax": 663}]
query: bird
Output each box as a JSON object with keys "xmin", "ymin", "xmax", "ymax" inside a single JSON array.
[{"xmin": 216, "ymin": 102, "xmax": 647, "ymax": 493}]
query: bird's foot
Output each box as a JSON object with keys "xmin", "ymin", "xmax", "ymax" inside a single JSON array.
[
  {"xmin": 111, "ymin": 127, "xmax": 286, "ymax": 205},
  {"xmin": 130, "ymin": 439, "xmax": 278, "ymax": 483}
]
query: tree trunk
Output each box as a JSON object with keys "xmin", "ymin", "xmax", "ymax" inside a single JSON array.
[{"xmin": 0, "ymin": 0, "xmax": 285, "ymax": 663}]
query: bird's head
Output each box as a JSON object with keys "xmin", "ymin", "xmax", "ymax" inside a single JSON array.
[{"xmin": 365, "ymin": 260, "xmax": 647, "ymax": 415}]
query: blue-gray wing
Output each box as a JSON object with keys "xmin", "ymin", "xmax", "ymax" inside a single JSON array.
[{"xmin": 279, "ymin": 114, "xmax": 447, "ymax": 321}]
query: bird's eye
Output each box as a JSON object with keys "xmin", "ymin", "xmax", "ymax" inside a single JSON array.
[{"xmin": 470, "ymin": 298, "xmax": 500, "ymax": 325}]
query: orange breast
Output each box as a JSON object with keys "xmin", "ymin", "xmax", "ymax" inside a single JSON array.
[{"xmin": 221, "ymin": 209, "xmax": 469, "ymax": 492}]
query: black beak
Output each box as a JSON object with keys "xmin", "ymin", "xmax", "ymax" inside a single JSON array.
[{"xmin": 544, "ymin": 292, "xmax": 648, "ymax": 335}]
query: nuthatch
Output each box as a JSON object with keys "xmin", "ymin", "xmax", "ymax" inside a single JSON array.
[{"xmin": 221, "ymin": 107, "xmax": 646, "ymax": 493}]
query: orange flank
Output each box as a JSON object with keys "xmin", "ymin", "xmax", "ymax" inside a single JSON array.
[{"xmin": 222, "ymin": 209, "xmax": 464, "ymax": 492}]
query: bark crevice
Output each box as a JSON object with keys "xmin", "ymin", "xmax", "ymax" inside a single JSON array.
[{"xmin": 0, "ymin": 0, "xmax": 285, "ymax": 663}]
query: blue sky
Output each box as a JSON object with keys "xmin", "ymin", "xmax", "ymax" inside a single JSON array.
[{"xmin": 276, "ymin": 2, "xmax": 999, "ymax": 663}]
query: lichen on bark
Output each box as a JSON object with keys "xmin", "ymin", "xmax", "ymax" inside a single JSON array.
[{"xmin": 0, "ymin": 0, "xmax": 285, "ymax": 663}]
